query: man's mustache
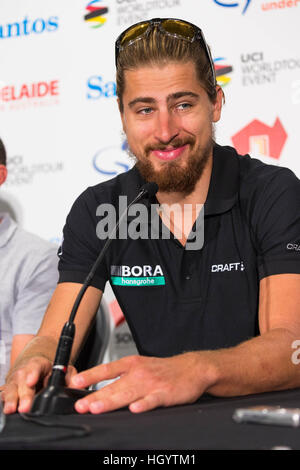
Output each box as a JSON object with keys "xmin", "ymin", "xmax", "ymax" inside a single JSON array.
[{"xmin": 144, "ymin": 137, "xmax": 195, "ymax": 155}]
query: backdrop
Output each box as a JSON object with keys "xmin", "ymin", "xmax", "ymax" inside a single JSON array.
[{"xmin": 1, "ymin": 0, "xmax": 299, "ymax": 361}]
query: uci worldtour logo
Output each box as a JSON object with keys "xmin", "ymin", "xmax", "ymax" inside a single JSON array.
[
  {"xmin": 84, "ymin": 0, "xmax": 109, "ymax": 28},
  {"xmin": 213, "ymin": 0, "xmax": 252, "ymax": 14},
  {"xmin": 240, "ymin": 51, "xmax": 300, "ymax": 87},
  {"xmin": 92, "ymin": 141, "xmax": 131, "ymax": 176},
  {"xmin": 6, "ymin": 155, "xmax": 63, "ymax": 186},
  {"xmin": 214, "ymin": 57, "xmax": 233, "ymax": 87},
  {"xmin": 116, "ymin": 0, "xmax": 181, "ymax": 27},
  {"xmin": 87, "ymin": 75, "xmax": 116, "ymax": 99}
]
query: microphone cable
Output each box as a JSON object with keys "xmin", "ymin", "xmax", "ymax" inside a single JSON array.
[{"xmin": 0, "ymin": 411, "xmax": 91, "ymax": 445}]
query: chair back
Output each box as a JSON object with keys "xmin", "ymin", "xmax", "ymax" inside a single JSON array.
[{"xmin": 75, "ymin": 297, "xmax": 111, "ymax": 373}]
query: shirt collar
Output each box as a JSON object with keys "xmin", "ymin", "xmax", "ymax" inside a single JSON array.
[
  {"xmin": 0, "ymin": 212, "xmax": 18, "ymax": 248},
  {"xmin": 204, "ymin": 143, "xmax": 240, "ymax": 216}
]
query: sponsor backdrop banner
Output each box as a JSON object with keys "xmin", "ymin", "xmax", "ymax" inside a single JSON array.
[{"xmin": 0, "ymin": 0, "xmax": 299, "ymax": 361}]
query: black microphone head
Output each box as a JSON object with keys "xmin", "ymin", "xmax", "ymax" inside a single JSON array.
[{"xmin": 140, "ymin": 182, "xmax": 159, "ymax": 198}]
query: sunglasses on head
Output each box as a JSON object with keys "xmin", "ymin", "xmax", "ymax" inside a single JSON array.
[{"xmin": 115, "ymin": 18, "xmax": 217, "ymax": 86}]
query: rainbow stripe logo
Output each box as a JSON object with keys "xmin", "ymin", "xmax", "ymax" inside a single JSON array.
[
  {"xmin": 214, "ymin": 57, "xmax": 233, "ymax": 87},
  {"xmin": 84, "ymin": 1, "xmax": 108, "ymax": 28}
]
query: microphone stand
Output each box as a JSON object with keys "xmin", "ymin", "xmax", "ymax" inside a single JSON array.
[{"xmin": 29, "ymin": 183, "xmax": 158, "ymax": 415}]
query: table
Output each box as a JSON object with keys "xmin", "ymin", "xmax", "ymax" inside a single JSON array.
[{"xmin": 1, "ymin": 388, "xmax": 300, "ymax": 453}]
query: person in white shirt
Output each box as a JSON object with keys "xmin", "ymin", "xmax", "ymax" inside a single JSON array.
[{"xmin": 0, "ymin": 138, "xmax": 59, "ymax": 386}]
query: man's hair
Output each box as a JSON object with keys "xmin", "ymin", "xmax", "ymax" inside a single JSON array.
[
  {"xmin": 116, "ymin": 26, "xmax": 219, "ymax": 113},
  {"xmin": 0, "ymin": 138, "xmax": 6, "ymax": 166}
]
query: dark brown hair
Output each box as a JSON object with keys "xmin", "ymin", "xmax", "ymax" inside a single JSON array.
[{"xmin": 116, "ymin": 26, "xmax": 220, "ymax": 113}]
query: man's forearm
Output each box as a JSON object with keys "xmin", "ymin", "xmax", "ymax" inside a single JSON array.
[
  {"xmin": 6, "ymin": 335, "xmax": 57, "ymax": 379},
  {"xmin": 204, "ymin": 328, "xmax": 300, "ymax": 397}
]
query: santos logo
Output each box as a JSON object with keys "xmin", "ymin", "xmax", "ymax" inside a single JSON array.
[
  {"xmin": 0, "ymin": 16, "xmax": 59, "ymax": 39},
  {"xmin": 87, "ymin": 76, "xmax": 116, "ymax": 99},
  {"xmin": 111, "ymin": 265, "xmax": 165, "ymax": 286},
  {"xmin": 211, "ymin": 262, "xmax": 245, "ymax": 272}
]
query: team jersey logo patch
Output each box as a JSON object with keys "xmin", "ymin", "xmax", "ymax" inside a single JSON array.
[
  {"xmin": 211, "ymin": 261, "xmax": 245, "ymax": 272},
  {"xmin": 110, "ymin": 265, "xmax": 165, "ymax": 286}
]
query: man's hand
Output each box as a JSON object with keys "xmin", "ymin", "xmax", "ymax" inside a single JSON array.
[
  {"xmin": 71, "ymin": 352, "xmax": 218, "ymax": 414},
  {"xmin": 1, "ymin": 357, "xmax": 76, "ymax": 414}
]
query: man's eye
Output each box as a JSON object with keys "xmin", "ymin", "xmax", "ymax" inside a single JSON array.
[
  {"xmin": 138, "ymin": 107, "xmax": 153, "ymax": 115},
  {"xmin": 177, "ymin": 102, "xmax": 192, "ymax": 110}
]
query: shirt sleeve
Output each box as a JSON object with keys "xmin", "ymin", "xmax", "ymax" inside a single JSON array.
[
  {"xmin": 250, "ymin": 167, "xmax": 300, "ymax": 280},
  {"xmin": 58, "ymin": 187, "xmax": 108, "ymax": 291},
  {"xmin": 13, "ymin": 245, "xmax": 59, "ymax": 336}
]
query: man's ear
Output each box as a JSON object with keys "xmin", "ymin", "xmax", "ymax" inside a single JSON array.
[
  {"xmin": 0, "ymin": 165, "xmax": 7, "ymax": 186},
  {"xmin": 212, "ymin": 85, "xmax": 224, "ymax": 123},
  {"xmin": 117, "ymin": 97, "xmax": 126, "ymax": 132}
]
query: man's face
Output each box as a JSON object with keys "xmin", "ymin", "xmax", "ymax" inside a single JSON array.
[{"xmin": 119, "ymin": 61, "xmax": 222, "ymax": 195}]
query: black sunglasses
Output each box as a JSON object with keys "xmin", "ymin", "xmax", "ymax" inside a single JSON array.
[{"xmin": 115, "ymin": 18, "xmax": 217, "ymax": 86}]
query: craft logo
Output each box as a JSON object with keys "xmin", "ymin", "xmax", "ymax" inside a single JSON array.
[
  {"xmin": 241, "ymin": 52, "xmax": 300, "ymax": 86},
  {"xmin": 6, "ymin": 155, "xmax": 64, "ymax": 186},
  {"xmin": 0, "ymin": 79, "xmax": 60, "ymax": 111},
  {"xmin": 84, "ymin": 1, "xmax": 109, "ymax": 28},
  {"xmin": 231, "ymin": 118, "xmax": 287, "ymax": 160},
  {"xmin": 211, "ymin": 262, "xmax": 245, "ymax": 272},
  {"xmin": 86, "ymin": 75, "xmax": 116, "ymax": 99},
  {"xmin": 0, "ymin": 16, "xmax": 58, "ymax": 39},
  {"xmin": 213, "ymin": 0, "xmax": 252, "ymax": 14},
  {"xmin": 92, "ymin": 140, "xmax": 131, "ymax": 176},
  {"xmin": 116, "ymin": 0, "xmax": 181, "ymax": 27},
  {"xmin": 214, "ymin": 57, "xmax": 233, "ymax": 87},
  {"xmin": 287, "ymin": 243, "xmax": 300, "ymax": 252}
]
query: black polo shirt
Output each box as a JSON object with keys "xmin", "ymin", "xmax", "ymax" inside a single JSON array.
[{"xmin": 58, "ymin": 144, "xmax": 300, "ymax": 357}]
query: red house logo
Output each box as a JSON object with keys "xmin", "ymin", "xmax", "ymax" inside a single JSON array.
[{"xmin": 231, "ymin": 118, "xmax": 287, "ymax": 160}]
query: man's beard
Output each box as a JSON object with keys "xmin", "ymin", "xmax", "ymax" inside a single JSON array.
[{"xmin": 127, "ymin": 131, "xmax": 214, "ymax": 196}]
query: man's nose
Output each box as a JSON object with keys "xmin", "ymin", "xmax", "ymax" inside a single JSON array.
[{"xmin": 154, "ymin": 110, "xmax": 179, "ymax": 144}]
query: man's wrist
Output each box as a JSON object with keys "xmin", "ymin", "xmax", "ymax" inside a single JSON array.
[
  {"xmin": 6, "ymin": 336, "xmax": 56, "ymax": 379},
  {"xmin": 182, "ymin": 350, "xmax": 221, "ymax": 394}
]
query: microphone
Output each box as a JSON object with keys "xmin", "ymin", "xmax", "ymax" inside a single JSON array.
[{"xmin": 29, "ymin": 182, "xmax": 158, "ymax": 415}]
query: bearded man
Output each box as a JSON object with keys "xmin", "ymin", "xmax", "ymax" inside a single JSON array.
[{"xmin": 2, "ymin": 19, "xmax": 300, "ymax": 416}]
